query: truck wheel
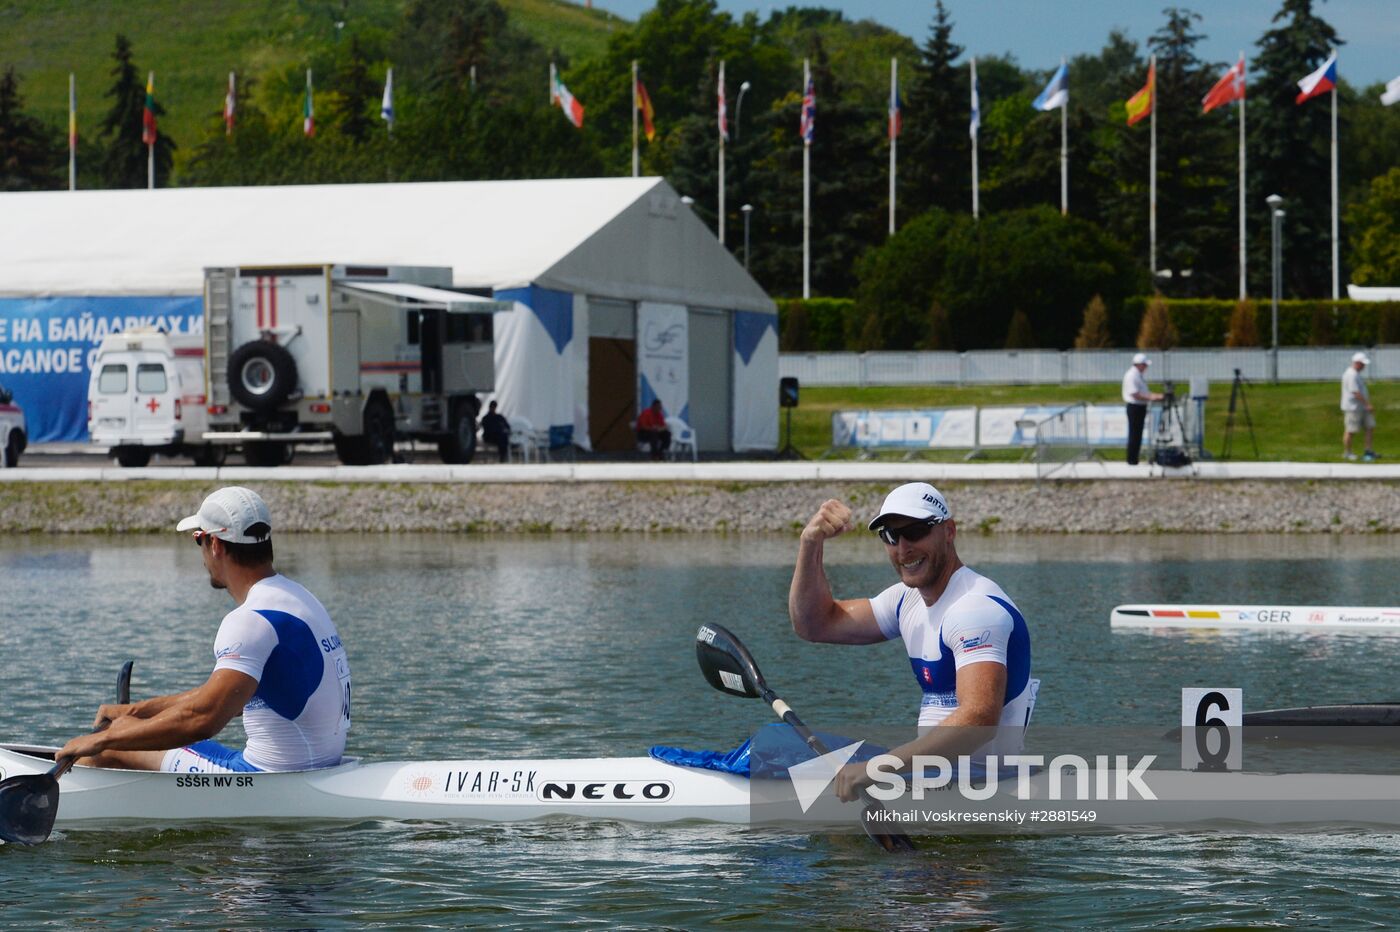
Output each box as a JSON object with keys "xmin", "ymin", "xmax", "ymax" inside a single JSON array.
[
  {"xmin": 190, "ymin": 445, "xmax": 228, "ymax": 468},
  {"xmin": 228, "ymin": 341, "xmax": 298, "ymax": 412},
  {"xmin": 361, "ymin": 401, "xmax": 396, "ymax": 465},
  {"xmin": 3, "ymin": 431, "xmax": 21, "ymax": 467},
  {"xmin": 243, "ymin": 441, "xmax": 289, "ymax": 468},
  {"xmin": 114, "ymin": 446, "xmax": 152, "ymax": 468},
  {"xmin": 438, "ymin": 404, "xmax": 478, "ymax": 464}
]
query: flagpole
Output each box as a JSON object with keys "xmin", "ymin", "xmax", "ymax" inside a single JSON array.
[
  {"xmin": 1060, "ymin": 58, "xmax": 1068, "ymax": 215},
  {"xmin": 803, "ymin": 57, "xmax": 811, "ymax": 300},
  {"xmin": 1238, "ymin": 54, "xmax": 1247, "ymax": 300},
  {"xmin": 68, "ymin": 73, "xmax": 76, "ymax": 191},
  {"xmin": 1149, "ymin": 53, "xmax": 1157, "ymax": 278},
  {"xmin": 718, "ymin": 59, "xmax": 726, "ymax": 246},
  {"xmin": 631, "ymin": 60, "xmax": 639, "ymax": 178},
  {"xmin": 889, "ymin": 57, "xmax": 897, "ymax": 235},
  {"xmin": 970, "ymin": 58, "xmax": 979, "ymax": 220},
  {"xmin": 1330, "ymin": 71, "xmax": 1339, "ymax": 300}
]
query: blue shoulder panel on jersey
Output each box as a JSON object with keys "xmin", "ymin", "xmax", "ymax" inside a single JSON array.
[
  {"xmin": 987, "ymin": 595, "xmax": 1032, "ymax": 703},
  {"xmin": 252, "ymin": 609, "xmax": 324, "ymax": 721}
]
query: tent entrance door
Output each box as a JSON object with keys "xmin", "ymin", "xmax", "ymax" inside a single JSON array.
[{"xmin": 589, "ymin": 337, "xmax": 636, "ymax": 452}]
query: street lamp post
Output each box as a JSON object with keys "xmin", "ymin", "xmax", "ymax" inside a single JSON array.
[
  {"xmin": 735, "ymin": 81, "xmax": 751, "ymax": 140},
  {"xmin": 741, "ymin": 204, "xmax": 753, "ymax": 270},
  {"xmin": 1266, "ymin": 193, "xmax": 1284, "ymax": 383}
]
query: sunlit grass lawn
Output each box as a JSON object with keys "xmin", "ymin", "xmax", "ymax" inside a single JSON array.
[{"xmin": 783, "ymin": 382, "xmax": 1397, "ymax": 463}]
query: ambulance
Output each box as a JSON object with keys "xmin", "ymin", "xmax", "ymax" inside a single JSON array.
[
  {"xmin": 202, "ymin": 264, "xmax": 507, "ymax": 466},
  {"xmin": 86, "ymin": 327, "xmax": 226, "ymax": 468}
]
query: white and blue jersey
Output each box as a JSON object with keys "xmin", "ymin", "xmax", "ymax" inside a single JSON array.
[
  {"xmin": 209, "ymin": 574, "xmax": 351, "ymax": 771},
  {"xmin": 870, "ymin": 566, "xmax": 1032, "ymax": 757}
]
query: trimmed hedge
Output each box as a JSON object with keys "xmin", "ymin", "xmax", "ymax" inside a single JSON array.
[
  {"xmin": 778, "ymin": 296, "xmax": 1400, "ymax": 352},
  {"xmin": 1120, "ymin": 298, "xmax": 1400, "ymax": 348}
]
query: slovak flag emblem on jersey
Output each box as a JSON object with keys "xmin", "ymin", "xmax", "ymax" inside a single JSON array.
[{"xmin": 921, "ymin": 666, "xmax": 932, "ymax": 684}]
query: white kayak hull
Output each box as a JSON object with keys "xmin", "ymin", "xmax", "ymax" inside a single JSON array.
[
  {"xmin": 1111, "ymin": 604, "xmax": 1400, "ymax": 633},
  {"xmin": 0, "ymin": 745, "xmax": 751, "ymax": 825},
  {"xmin": 7, "ymin": 744, "xmax": 1400, "ymax": 832}
]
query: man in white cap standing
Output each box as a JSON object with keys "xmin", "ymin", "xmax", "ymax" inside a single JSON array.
[
  {"xmin": 59, "ymin": 487, "xmax": 351, "ymax": 774},
  {"xmin": 1122, "ymin": 352, "xmax": 1164, "ymax": 465},
  {"xmin": 1342, "ymin": 352, "xmax": 1379, "ymax": 461},
  {"xmin": 788, "ymin": 483, "xmax": 1032, "ymax": 802}
]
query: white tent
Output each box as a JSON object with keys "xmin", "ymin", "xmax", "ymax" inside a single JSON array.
[
  {"xmin": 0, "ymin": 178, "xmax": 778, "ymax": 451},
  {"xmin": 1348, "ymin": 285, "xmax": 1400, "ymax": 302}
]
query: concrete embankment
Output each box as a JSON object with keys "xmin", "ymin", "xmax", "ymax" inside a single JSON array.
[{"xmin": 3, "ymin": 477, "xmax": 1397, "ymax": 534}]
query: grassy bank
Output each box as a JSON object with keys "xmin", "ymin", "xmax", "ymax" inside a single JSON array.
[{"xmin": 786, "ymin": 381, "xmax": 1394, "ymax": 462}]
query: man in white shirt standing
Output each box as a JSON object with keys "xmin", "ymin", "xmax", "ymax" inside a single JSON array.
[
  {"xmin": 1122, "ymin": 352, "xmax": 1163, "ymax": 465},
  {"xmin": 1342, "ymin": 352, "xmax": 1378, "ymax": 462}
]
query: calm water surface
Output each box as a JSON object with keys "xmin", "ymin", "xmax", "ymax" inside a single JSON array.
[{"xmin": 2, "ymin": 532, "xmax": 1399, "ymax": 929}]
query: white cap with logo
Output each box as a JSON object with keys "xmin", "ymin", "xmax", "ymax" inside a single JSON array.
[
  {"xmin": 176, "ymin": 486, "xmax": 272, "ymax": 543},
  {"xmin": 867, "ymin": 482, "xmax": 953, "ymax": 531},
  {"xmin": 1132, "ymin": 352, "xmax": 1150, "ymax": 366},
  {"xmin": 1353, "ymin": 352, "xmax": 1371, "ymax": 365}
]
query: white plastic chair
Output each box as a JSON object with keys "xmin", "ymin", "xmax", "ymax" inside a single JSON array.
[
  {"xmin": 666, "ymin": 416, "xmax": 697, "ymax": 462},
  {"xmin": 507, "ymin": 416, "xmax": 547, "ymax": 463}
]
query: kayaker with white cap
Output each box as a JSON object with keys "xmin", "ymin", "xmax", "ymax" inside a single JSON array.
[
  {"xmin": 788, "ymin": 482, "xmax": 1031, "ymax": 802},
  {"xmin": 1123, "ymin": 351, "xmax": 1164, "ymax": 465},
  {"xmin": 58, "ymin": 486, "xmax": 351, "ymax": 774}
]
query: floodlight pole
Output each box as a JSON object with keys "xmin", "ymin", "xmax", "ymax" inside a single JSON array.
[
  {"xmin": 741, "ymin": 204, "xmax": 753, "ymax": 270},
  {"xmin": 1267, "ymin": 193, "xmax": 1284, "ymax": 384}
]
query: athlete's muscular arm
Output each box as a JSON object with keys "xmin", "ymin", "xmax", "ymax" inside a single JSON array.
[
  {"xmin": 833, "ymin": 661, "xmax": 1006, "ymax": 801},
  {"xmin": 789, "ymin": 499, "xmax": 886, "ymax": 645},
  {"xmin": 59, "ymin": 669, "xmax": 258, "ymax": 762}
]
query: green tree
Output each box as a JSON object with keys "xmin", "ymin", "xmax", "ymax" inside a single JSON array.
[
  {"xmin": 1137, "ymin": 294, "xmax": 1179, "ymax": 348},
  {"xmin": 1346, "ymin": 166, "xmax": 1400, "ymax": 285},
  {"xmin": 900, "ymin": 0, "xmax": 967, "ymax": 218},
  {"xmin": 97, "ymin": 34, "xmax": 176, "ymax": 188},
  {"xmin": 1248, "ymin": 0, "xmax": 1342, "ymax": 297},
  {"xmin": 1226, "ymin": 299, "xmax": 1261, "ymax": 347},
  {"xmin": 335, "ymin": 37, "xmax": 381, "ymax": 143},
  {"xmin": 0, "ymin": 66, "xmax": 62, "ymax": 190}
]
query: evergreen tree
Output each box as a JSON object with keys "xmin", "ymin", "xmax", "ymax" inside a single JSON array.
[
  {"xmin": 0, "ymin": 66, "xmax": 62, "ymax": 191},
  {"xmin": 335, "ymin": 37, "xmax": 380, "ymax": 143},
  {"xmin": 1074, "ymin": 295, "xmax": 1113, "ymax": 348},
  {"xmin": 1248, "ymin": 0, "xmax": 1341, "ymax": 297},
  {"xmin": 1226, "ymin": 299, "xmax": 1261, "ymax": 346},
  {"xmin": 1136, "ymin": 295, "xmax": 1179, "ymax": 348},
  {"xmin": 900, "ymin": 1, "xmax": 967, "ymax": 219},
  {"xmin": 97, "ymin": 35, "xmax": 176, "ymax": 188}
]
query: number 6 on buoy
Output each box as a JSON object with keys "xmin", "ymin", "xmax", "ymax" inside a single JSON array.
[{"xmin": 1181, "ymin": 687, "xmax": 1242, "ymax": 772}]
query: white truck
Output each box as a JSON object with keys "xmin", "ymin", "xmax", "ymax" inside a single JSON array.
[
  {"xmin": 86, "ymin": 327, "xmax": 226, "ymax": 468},
  {"xmin": 202, "ymin": 264, "xmax": 507, "ymax": 466},
  {"xmin": 0, "ymin": 382, "xmax": 25, "ymax": 467}
]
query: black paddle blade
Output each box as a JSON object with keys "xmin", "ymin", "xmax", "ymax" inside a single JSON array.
[
  {"xmin": 117, "ymin": 660, "xmax": 133, "ymax": 705},
  {"xmin": 0, "ymin": 773, "xmax": 60, "ymax": 846},
  {"xmin": 696, "ymin": 624, "xmax": 766, "ymax": 699}
]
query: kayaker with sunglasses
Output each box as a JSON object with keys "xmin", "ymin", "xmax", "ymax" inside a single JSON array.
[
  {"xmin": 788, "ymin": 482, "xmax": 1032, "ymax": 802},
  {"xmin": 57, "ymin": 486, "xmax": 352, "ymax": 776}
]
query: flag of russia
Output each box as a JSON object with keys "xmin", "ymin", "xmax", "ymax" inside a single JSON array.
[{"xmin": 1295, "ymin": 52, "xmax": 1337, "ymax": 105}]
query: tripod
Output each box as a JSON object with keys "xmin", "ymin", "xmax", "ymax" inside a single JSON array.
[
  {"xmin": 1151, "ymin": 385, "xmax": 1192, "ymax": 466},
  {"xmin": 1219, "ymin": 368, "xmax": 1258, "ymax": 460},
  {"xmin": 776, "ymin": 405, "xmax": 805, "ymax": 460}
]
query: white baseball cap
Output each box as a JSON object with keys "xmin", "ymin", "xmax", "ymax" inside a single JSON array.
[
  {"xmin": 176, "ymin": 486, "xmax": 272, "ymax": 543},
  {"xmin": 1132, "ymin": 352, "xmax": 1150, "ymax": 366},
  {"xmin": 1353, "ymin": 352, "xmax": 1371, "ymax": 365},
  {"xmin": 868, "ymin": 482, "xmax": 952, "ymax": 531}
]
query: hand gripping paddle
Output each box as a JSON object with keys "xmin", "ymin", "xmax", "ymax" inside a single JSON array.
[
  {"xmin": 0, "ymin": 660, "xmax": 133, "ymax": 846},
  {"xmin": 695, "ymin": 624, "xmax": 915, "ymax": 853}
]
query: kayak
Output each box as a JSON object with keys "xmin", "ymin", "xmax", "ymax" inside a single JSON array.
[
  {"xmin": 7, "ymin": 742, "xmax": 1400, "ymax": 832},
  {"xmin": 0, "ymin": 744, "xmax": 750, "ymax": 825},
  {"xmin": 1111, "ymin": 604, "xmax": 1400, "ymax": 633}
]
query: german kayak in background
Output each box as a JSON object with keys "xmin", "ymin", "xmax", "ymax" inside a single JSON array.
[{"xmin": 1111, "ymin": 605, "xmax": 1400, "ymax": 633}]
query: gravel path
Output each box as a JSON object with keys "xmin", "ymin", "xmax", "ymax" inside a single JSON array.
[{"xmin": 2, "ymin": 480, "xmax": 1397, "ymax": 534}]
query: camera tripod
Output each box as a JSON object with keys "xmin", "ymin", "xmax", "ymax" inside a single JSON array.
[
  {"xmin": 1219, "ymin": 368, "xmax": 1258, "ymax": 460},
  {"xmin": 1150, "ymin": 384, "xmax": 1192, "ymax": 466}
]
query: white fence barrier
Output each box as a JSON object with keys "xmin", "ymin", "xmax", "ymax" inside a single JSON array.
[{"xmin": 783, "ymin": 346, "xmax": 1398, "ymax": 387}]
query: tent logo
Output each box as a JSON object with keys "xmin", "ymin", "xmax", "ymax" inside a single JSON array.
[{"xmin": 787, "ymin": 740, "xmax": 864, "ymax": 813}]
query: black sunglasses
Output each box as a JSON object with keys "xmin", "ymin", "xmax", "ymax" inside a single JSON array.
[{"xmin": 875, "ymin": 517, "xmax": 945, "ymax": 546}]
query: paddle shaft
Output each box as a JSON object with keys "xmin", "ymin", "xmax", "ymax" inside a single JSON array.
[{"xmin": 759, "ymin": 686, "xmax": 915, "ymax": 853}]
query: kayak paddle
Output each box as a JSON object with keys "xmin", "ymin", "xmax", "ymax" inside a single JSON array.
[
  {"xmin": 695, "ymin": 623, "xmax": 915, "ymax": 853},
  {"xmin": 0, "ymin": 660, "xmax": 133, "ymax": 846}
]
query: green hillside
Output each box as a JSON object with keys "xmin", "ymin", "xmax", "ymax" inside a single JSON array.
[{"xmin": 0, "ymin": 0, "xmax": 623, "ymax": 173}]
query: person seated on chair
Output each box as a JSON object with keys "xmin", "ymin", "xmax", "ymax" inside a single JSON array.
[
  {"xmin": 480, "ymin": 401, "xmax": 511, "ymax": 463},
  {"xmin": 636, "ymin": 399, "xmax": 672, "ymax": 461}
]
